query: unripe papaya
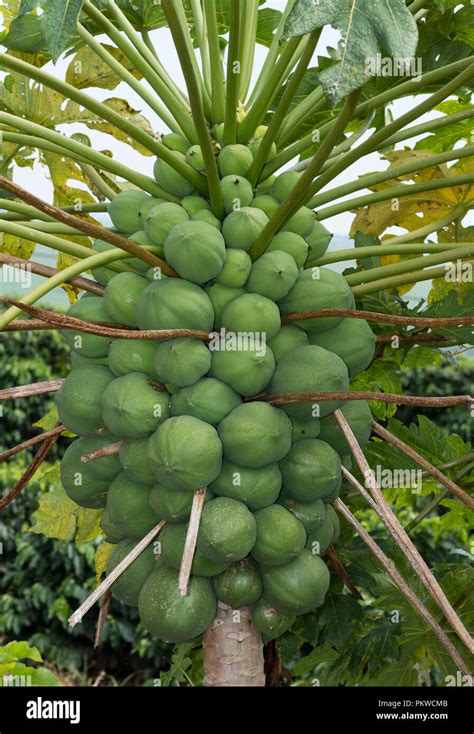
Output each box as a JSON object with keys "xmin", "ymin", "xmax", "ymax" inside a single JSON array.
[
  {"xmin": 60, "ymin": 438, "xmax": 109, "ymax": 508},
  {"xmin": 128, "ymin": 230, "xmax": 161, "ymax": 270},
  {"xmin": 266, "ymin": 232, "xmax": 309, "ymax": 268},
  {"xmin": 213, "ymin": 559, "xmax": 262, "ymax": 608},
  {"xmin": 136, "ymin": 278, "xmax": 215, "ymax": 332},
  {"xmin": 108, "ymin": 339, "xmax": 159, "ymax": 378},
  {"xmin": 63, "ymin": 296, "xmax": 115, "ymax": 359},
  {"xmin": 103, "ymin": 272, "xmax": 149, "ymax": 327},
  {"xmin": 305, "ymin": 221, "xmax": 332, "ymax": 261},
  {"xmin": 251, "ymin": 597, "xmax": 295, "ymax": 642},
  {"xmin": 147, "ymin": 415, "xmax": 223, "ymax": 491},
  {"xmin": 138, "ymin": 198, "xmax": 167, "ymax": 228},
  {"xmin": 170, "ymin": 377, "xmax": 242, "ymax": 425},
  {"xmin": 251, "ymin": 504, "xmax": 306, "ymax": 566},
  {"xmin": 222, "ymin": 206, "xmax": 268, "ymax": 250},
  {"xmin": 190, "ymin": 209, "xmax": 221, "ymax": 229},
  {"xmin": 256, "ymin": 175, "xmax": 275, "ymax": 194},
  {"xmin": 278, "ymin": 493, "xmax": 327, "ymax": 534},
  {"xmin": 153, "ymin": 153, "xmax": 194, "ymax": 197},
  {"xmin": 220, "ymin": 175, "xmax": 254, "ymax": 212},
  {"xmin": 246, "ymin": 250, "xmax": 298, "ymax": 300},
  {"xmin": 70, "ymin": 352, "xmax": 109, "ymax": 369},
  {"xmin": 119, "ymin": 437, "xmax": 158, "ymax": 485},
  {"xmin": 249, "ymin": 138, "xmax": 277, "ymax": 161},
  {"xmin": 206, "ymin": 284, "xmax": 245, "ymax": 329},
  {"xmin": 149, "ymin": 484, "xmax": 215, "ymax": 524},
  {"xmin": 102, "ymin": 372, "xmax": 170, "ymax": 438},
  {"xmin": 185, "ymin": 144, "xmax": 205, "ymax": 171},
  {"xmin": 215, "ymin": 249, "xmax": 252, "ymax": 288},
  {"xmin": 251, "ymin": 194, "xmax": 279, "ymax": 219},
  {"xmin": 281, "ymin": 206, "xmax": 314, "ymax": 238},
  {"xmin": 144, "ymin": 202, "xmax": 189, "ymax": 246},
  {"xmin": 154, "ymin": 337, "xmax": 211, "ymax": 387},
  {"xmin": 197, "ymin": 497, "xmax": 257, "ymax": 563},
  {"xmin": 107, "ymin": 539, "xmax": 156, "ymax": 606},
  {"xmin": 158, "ymin": 523, "xmax": 228, "ymax": 576},
  {"xmin": 272, "ymin": 171, "xmax": 301, "ymax": 202},
  {"xmin": 305, "ymin": 511, "xmax": 336, "ymax": 555},
  {"xmin": 291, "ymin": 416, "xmax": 321, "ymax": 441},
  {"xmin": 77, "ymin": 433, "xmax": 122, "ymax": 482},
  {"xmin": 218, "ymin": 144, "xmax": 253, "ymax": 177},
  {"xmin": 327, "ymin": 505, "xmax": 340, "ymax": 543},
  {"xmin": 107, "ymin": 472, "xmax": 158, "ymax": 538},
  {"xmin": 262, "ymin": 549, "xmax": 330, "ymax": 615},
  {"xmin": 182, "ymin": 195, "xmax": 211, "ymax": 215},
  {"xmin": 308, "ymin": 318, "xmax": 376, "ymax": 377},
  {"xmin": 162, "ymin": 133, "xmax": 190, "ymax": 155},
  {"xmin": 108, "ymin": 190, "xmax": 151, "ymax": 233},
  {"xmin": 267, "ymin": 324, "xmax": 309, "ymax": 362},
  {"xmin": 318, "ymin": 400, "xmax": 372, "ymax": 456},
  {"xmin": 218, "ymin": 402, "xmax": 292, "ymax": 468},
  {"xmin": 278, "ymin": 438, "xmax": 342, "ymax": 501},
  {"xmin": 138, "ymin": 563, "xmax": 216, "ymax": 642},
  {"xmin": 278, "ymin": 268, "xmax": 354, "ymax": 332},
  {"xmin": 209, "ymin": 342, "xmax": 276, "ymax": 397},
  {"xmin": 90, "ymin": 239, "xmax": 117, "ymax": 285},
  {"xmin": 268, "ymin": 344, "xmax": 349, "ymax": 419},
  {"xmin": 209, "ymin": 459, "xmax": 282, "ymax": 510},
  {"xmin": 164, "ymin": 221, "xmax": 226, "ymax": 283},
  {"xmin": 55, "ymin": 365, "xmax": 114, "ymax": 436},
  {"xmin": 221, "ymin": 292, "xmax": 281, "ymax": 339},
  {"xmin": 100, "ymin": 506, "xmax": 126, "ymax": 544}
]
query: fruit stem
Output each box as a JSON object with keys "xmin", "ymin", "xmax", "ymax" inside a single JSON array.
[
  {"xmin": 0, "ymin": 199, "xmax": 55, "ymax": 222},
  {"xmin": 162, "ymin": 0, "xmax": 224, "ymax": 217},
  {"xmin": 276, "ymin": 87, "xmax": 326, "ymax": 147},
  {"xmin": 0, "ymin": 424, "xmax": 66, "ymax": 465},
  {"xmin": 381, "ymin": 205, "xmax": 466, "ymax": 246},
  {"xmin": 191, "ymin": 0, "xmax": 212, "ymax": 98},
  {"xmin": 308, "ymin": 242, "xmax": 467, "ymax": 268},
  {"xmin": 405, "ymin": 462, "xmax": 474, "ymax": 533},
  {"xmin": 238, "ymin": 0, "xmax": 259, "ymax": 103},
  {"xmin": 0, "ymin": 253, "xmax": 105, "ymax": 296},
  {"xmin": 179, "ymin": 488, "xmax": 207, "ymax": 597},
  {"xmin": 78, "ymin": 163, "xmax": 117, "ymax": 202},
  {"xmin": 223, "ymin": 0, "xmax": 242, "ymax": 145},
  {"xmin": 352, "ymin": 260, "xmax": 474, "ymax": 296},
  {"xmin": 204, "ymin": 0, "xmax": 226, "ymax": 124}
]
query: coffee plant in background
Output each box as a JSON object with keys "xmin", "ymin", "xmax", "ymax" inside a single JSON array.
[{"xmin": 0, "ymin": 0, "xmax": 472, "ymax": 686}]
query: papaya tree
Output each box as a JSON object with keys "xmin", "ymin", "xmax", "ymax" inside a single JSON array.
[{"xmin": 0, "ymin": 0, "xmax": 473, "ymax": 687}]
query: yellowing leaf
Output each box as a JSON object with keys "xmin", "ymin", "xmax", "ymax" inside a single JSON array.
[
  {"xmin": 66, "ymin": 44, "xmax": 143, "ymax": 91},
  {"xmin": 0, "ymin": 231, "xmax": 35, "ymax": 259},
  {"xmin": 94, "ymin": 541, "xmax": 115, "ymax": 585},
  {"xmin": 29, "ymin": 482, "xmax": 102, "ymax": 544},
  {"xmin": 81, "ymin": 97, "xmax": 157, "ymax": 157}
]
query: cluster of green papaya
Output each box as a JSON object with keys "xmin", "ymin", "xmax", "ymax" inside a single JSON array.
[{"xmin": 57, "ymin": 131, "xmax": 376, "ymax": 644}]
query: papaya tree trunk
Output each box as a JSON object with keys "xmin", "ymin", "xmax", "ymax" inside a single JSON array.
[{"xmin": 203, "ymin": 602, "xmax": 265, "ymax": 686}]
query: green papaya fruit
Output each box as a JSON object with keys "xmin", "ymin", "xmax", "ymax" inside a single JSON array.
[
  {"xmin": 262, "ymin": 549, "xmax": 330, "ymax": 615},
  {"xmin": 190, "ymin": 209, "xmax": 221, "ymax": 229},
  {"xmin": 153, "ymin": 153, "xmax": 195, "ymax": 197},
  {"xmin": 318, "ymin": 400, "xmax": 372, "ymax": 456},
  {"xmin": 102, "ymin": 372, "xmax": 170, "ymax": 438},
  {"xmin": 185, "ymin": 144, "xmax": 205, "ymax": 171},
  {"xmin": 222, "ymin": 206, "xmax": 268, "ymax": 250},
  {"xmin": 70, "ymin": 352, "xmax": 110, "ymax": 369},
  {"xmin": 149, "ymin": 484, "xmax": 215, "ymax": 524},
  {"xmin": 221, "ymin": 293, "xmax": 281, "ymax": 339},
  {"xmin": 107, "ymin": 472, "xmax": 158, "ymax": 538},
  {"xmin": 136, "ymin": 278, "xmax": 215, "ymax": 332},
  {"xmin": 209, "ymin": 459, "xmax": 282, "ymax": 510},
  {"xmin": 281, "ymin": 206, "xmax": 314, "ymax": 238},
  {"xmin": 138, "ymin": 563, "xmax": 216, "ymax": 642},
  {"xmin": 251, "ymin": 597, "xmax": 295, "ymax": 642},
  {"xmin": 256, "ymin": 174, "xmax": 275, "ymax": 194},
  {"xmin": 249, "ymin": 138, "xmax": 277, "ymax": 161},
  {"xmin": 170, "ymin": 377, "xmax": 242, "ymax": 425},
  {"xmin": 119, "ymin": 436, "xmax": 157, "ymax": 485},
  {"xmin": 60, "ymin": 438, "xmax": 109, "ymax": 508},
  {"xmin": 278, "ymin": 268, "xmax": 354, "ymax": 332},
  {"xmin": 197, "ymin": 497, "xmax": 257, "ymax": 563},
  {"xmin": 213, "ymin": 559, "xmax": 262, "ymax": 608},
  {"xmin": 278, "ymin": 493, "xmax": 327, "ymax": 534},
  {"xmin": 147, "ymin": 415, "xmax": 223, "ymax": 491},
  {"xmin": 326, "ymin": 505, "xmax": 341, "ymax": 543},
  {"xmin": 218, "ymin": 144, "xmax": 253, "ymax": 177},
  {"xmin": 218, "ymin": 402, "xmax": 292, "ymax": 468},
  {"xmin": 266, "ymin": 232, "xmax": 309, "ymax": 268},
  {"xmin": 63, "ymin": 296, "xmax": 115, "ymax": 358},
  {"xmin": 209, "ymin": 340, "xmax": 276, "ymax": 399},
  {"xmin": 251, "ymin": 194, "xmax": 279, "ymax": 219},
  {"xmin": 268, "ymin": 344, "xmax": 349, "ymax": 419},
  {"xmin": 100, "ymin": 506, "xmax": 126, "ymax": 544},
  {"xmin": 108, "ymin": 339, "xmax": 159, "ymax": 378},
  {"xmin": 90, "ymin": 239, "xmax": 118, "ymax": 285},
  {"xmin": 154, "ymin": 337, "xmax": 211, "ymax": 386},
  {"xmin": 215, "ymin": 249, "xmax": 252, "ymax": 288},
  {"xmin": 158, "ymin": 522, "xmax": 228, "ymax": 576},
  {"xmin": 103, "ymin": 272, "xmax": 150, "ymax": 327},
  {"xmin": 55, "ymin": 365, "xmax": 114, "ymax": 436},
  {"xmin": 246, "ymin": 250, "xmax": 298, "ymax": 300},
  {"xmin": 305, "ymin": 221, "xmax": 332, "ymax": 261},
  {"xmin": 164, "ymin": 221, "xmax": 226, "ymax": 283},
  {"xmin": 206, "ymin": 284, "xmax": 245, "ymax": 329},
  {"xmin": 108, "ymin": 190, "xmax": 150, "ymax": 233},
  {"xmin": 267, "ymin": 324, "xmax": 309, "ymax": 362},
  {"xmin": 138, "ymin": 198, "xmax": 167, "ymax": 228},
  {"xmin": 144, "ymin": 202, "xmax": 189, "ymax": 246},
  {"xmin": 77, "ymin": 433, "xmax": 122, "ymax": 482},
  {"xmin": 251, "ymin": 505, "xmax": 306, "ymax": 566},
  {"xmin": 129, "ymin": 230, "xmax": 161, "ymax": 271},
  {"xmin": 279, "ymin": 438, "xmax": 342, "ymax": 501},
  {"xmin": 272, "ymin": 171, "xmax": 301, "ymax": 202},
  {"xmin": 181, "ymin": 195, "xmax": 211, "ymax": 215},
  {"xmin": 162, "ymin": 133, "xmax": 190, "ymax": 155},
  {"xmin": 107, "ymin": 539, "xmax": 157, "ymax": 606},
  {"xmin": 305, "ymin": 512, "xmax": 335, "ymax": 555},
  {"xmin": 291, "ymin": 416, "xmax": 321, "ymax": 441},
  {"xmin": 220, "ymin": 175, "xmax": 254, "ymax": 212},
  {"xmin": 308, "ymin": 318, "xmax": 376, "ymax": 377}
]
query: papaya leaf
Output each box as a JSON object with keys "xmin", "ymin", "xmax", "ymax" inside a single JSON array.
[
  {"xmin": 66, "ymin": 43, "xmax": 143, "ymax": 90},
  {"xmin": 94, "ymin": 540, "xmax": 114, "ymax": 585},
  {"xmin": 354, "ymin": 231, "xmax": 381, "ymax": 270},
  {"xmin": 422, "ymin": 289, "xmax": 474, "ymax": 342},
  {"xmin": 350, "ymin": 357, "xmax": 403, "ymax": 419},
  {"xmin": 2, "ymin": 13, "xmax": 44, "ymax": 53},
  {"xmin": 160, "ymin": 641, "xmax": 200, "ymax": 687},
  {"xmin": 0, "ymin": 641, "xmax": 60, "ymax": 686},
  {"xmin": 347, "ymin": 623, "xmax": 400, "ymax": 678},
  {"xmin": 41, "ymin": 0, "xmax": 84, "ymax": 62},
  {"xmin": 283, "ymin": 0, "xmax": 418, "ymax": 106},
  {"xmin": 18, "ymin": 0, "xmax": 45, "ymax": 14},
  {"xmin": 256, "ymin": 8, "xmax": 282, "ymax": 48},
  {"xmin": 318, "ymin": 593, "xmax": 365, "ymax": 650},
  {"xmin": 29, "ymin": 479, "xmax": 102, "ymax": 544},
  {"xmin": 33, "ymin": 405, "xmax": 74, "ymax": 435}
]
